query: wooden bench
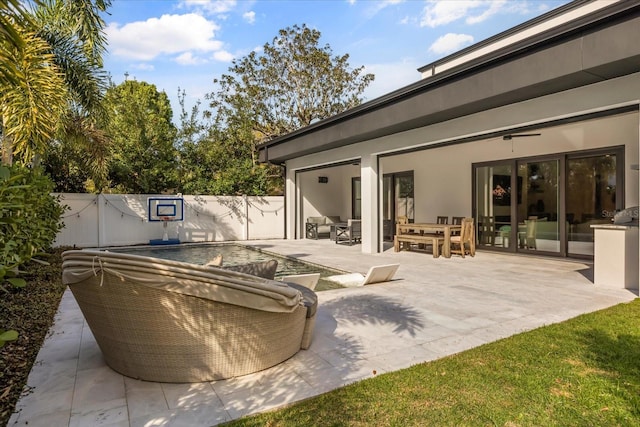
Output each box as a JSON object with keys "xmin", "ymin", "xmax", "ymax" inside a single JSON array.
[{"xmin": 394, "ymin": 233, "xmax": 444, "ymax": 257}]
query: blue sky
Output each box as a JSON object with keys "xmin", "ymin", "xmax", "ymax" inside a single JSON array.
[{"xmin": 104, "ymin": 0, "xmax": 571, "ymax": 121}]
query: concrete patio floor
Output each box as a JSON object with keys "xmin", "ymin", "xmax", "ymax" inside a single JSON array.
[{"xmin": 9, "ymin": 239, "xmax": 637, "ymax": 426}]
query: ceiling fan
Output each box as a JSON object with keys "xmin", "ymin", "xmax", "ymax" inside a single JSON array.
[{"xmin": 502, "ymin": 133, "xmax": 541, "ymax": 140}]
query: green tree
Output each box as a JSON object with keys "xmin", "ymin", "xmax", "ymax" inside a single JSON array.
[
  {"xmin": 37, "ymin": 0, "xmax": 112, "ymax": 189},
  {"xmin": 1, "ymin": 0, "xmax": 111, "ymax": 165},
  {"xmin": 208, "ymin": 24, "xmax": 375, "ymax": 141},
  {"xmin": 178, "ymin": 90, "xmax": 275, "ymax": 195},
  {"xmin": 185, "ymin": 24, "xmax": 374, "ymax": 195},
  {"xmin": 105, "ymin": 80, "xmax": 178, "ymax": 193}
]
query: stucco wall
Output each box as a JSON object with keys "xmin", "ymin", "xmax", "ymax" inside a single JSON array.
[
  {"xmin": 298, "ymin": 164, "xmax": 359, "ymax": 224},
  {"xmin": 381, "ymin": 111, "xmax": 639, "ymax": 223},
  {"xmin": 284, "ymin": 73, "xmax": 640, "ymax": 251}
]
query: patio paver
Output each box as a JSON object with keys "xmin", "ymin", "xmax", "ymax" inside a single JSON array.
[{"xmin": 8, "ymin": 240, "xmax": 637, "ymax": 426}]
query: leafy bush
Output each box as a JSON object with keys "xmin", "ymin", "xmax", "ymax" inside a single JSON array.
[
  {"xmin": 0, "ymin": 164, "xmax": 66, "ymax": 346},
  {"xmin": 0, "ymin": 163, "xmax": 65, "ymax": 272}
]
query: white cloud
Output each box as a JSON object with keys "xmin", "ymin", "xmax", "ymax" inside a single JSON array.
[
  {"xmin": 213, "ymin": 50, "xmax": 234, "ymax": 62},
  {"xmin": 243, "ymin": 11, "xmax": 256, "ymax": 24},
  {"xmin": 175, "ymin": 52, "xmax": 206, "ymax": 65},
  {"xmin": 179, "ymin": 0, "xmax": 237, "ymax": 15},
  {"xmin": 106, "ymin": 13, "xmax": 223, "ymax": 61},
  {"xmin": 429, "ymin": 33, "xmax": 474, "ymax": 55},
  {"xmin": 420, "ymin": 0, "xmax": 510, "ymax": 28},
  {"xmin": 466, "ymin": 0, "xmax": 507, "ymax": 24},
  {"xmin": 363, "ymin": 0, "xmax": 405, "ymax": 19},
  {"xmin": 131, "ymin": 63, "xmax": 155, "ymax": 71}
]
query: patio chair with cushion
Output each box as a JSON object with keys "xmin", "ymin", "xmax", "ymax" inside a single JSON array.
[
  {"xmin": 61, "ymin": 250, "xmax": 316, "ymax": 383},
  {"xmin": 335, "ymin": 219, "xmax": 361, "ymax": 245},
  {"xmin": 305, "ymin": 215, "xmax": 342, "ymax": 239}
]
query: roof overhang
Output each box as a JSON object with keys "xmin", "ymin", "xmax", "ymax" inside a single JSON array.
[{"xmin": 258, "ymin": 1, "xmax": 640, "ymax": 165}]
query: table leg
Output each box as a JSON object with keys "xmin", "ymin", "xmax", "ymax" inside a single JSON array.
[{"xmin": 443, "ymin": 227, "xmax": 451, "ymax": 258}]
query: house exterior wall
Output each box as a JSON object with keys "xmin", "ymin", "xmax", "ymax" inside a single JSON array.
[
  {"xmin": 382, "ymin": 111, "xmax": 639, "ymax": 224},
  {"xmin": 298, "ymin": 164, "xmax": 359, "ymax": 224},
  {"xmin": 284, "ymin": 72, "xmax": 640, "ymax": 253}
]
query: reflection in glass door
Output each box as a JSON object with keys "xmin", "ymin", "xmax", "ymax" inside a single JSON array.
[
  {"xmin": 351, "ymin": 177, "xmax": 361, "ymax": 219},
  {"xmin": 567, "ymin": 154, "xmax": 618, "ymax": 256},
  {"xmin": 382, "ymin": 171, "xmax": 414, "ymax": 241},
  {"xmin": 517, "ymin": 159, "xmax": 560, "ymax": 253},
  {"xmin": 474, "ymin": 148, "xmax": 622, "ymax": 258},
  {"xmin": 475, "ymin": 164, "xmax": 513, "ymax": 249}
]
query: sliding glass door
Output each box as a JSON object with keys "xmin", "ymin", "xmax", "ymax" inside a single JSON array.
[
  {"xmin": 566, "ymin": 153, "xmax": 619, "ymax": 256},
  {"xmin": 473, "ymin": 148, "xmax": 622, "ymax": 258}
]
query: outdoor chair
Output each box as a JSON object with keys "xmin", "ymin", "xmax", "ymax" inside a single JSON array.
[
  {"xmin": 279, "ymin": 273, "xmax": 321, "ymax": 290},
  {"xmin": 435, "ymin": 215, "xmax": 448, "ymax": 235},
  {"xmin": 451, "ymin": 216, "xmax": 464, "ymax": 225},
  {"xmin": 61, "ymin": 250, "xmax": 317, "ymax": 383},
  {"xmin": 449, "ymin": 216, "xmax": 465, "ymax": 236},
  {"xmin": 449, "ymin": 217, "xmax": 476, "ymax": 258},
  {"xmin": 335, "ymin": 219, "xmax": 361, "ymax": 245},
  {"xmin": 397, "ymin": 215, "xmax": 409, "ymax": 225},
  {"xmin": 325, "ymin": 264, "xmax": 400, "ymax": 287}
]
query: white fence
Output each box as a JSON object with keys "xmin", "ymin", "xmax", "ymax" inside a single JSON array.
[{"xmin": 54, "ymin": 194, "xmax": 285, "ymax": 248}]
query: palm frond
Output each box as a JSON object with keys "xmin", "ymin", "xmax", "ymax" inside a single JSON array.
[{"xmin": 1, "ymin": 31, "xmax": 67, "ymax": 162}]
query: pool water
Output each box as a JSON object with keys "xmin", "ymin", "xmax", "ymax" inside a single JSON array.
[{"xmin": 109, "ymin": 243, "xmax": 345, "ymax": 291}]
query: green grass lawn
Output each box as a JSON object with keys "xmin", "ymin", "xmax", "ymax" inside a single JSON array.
[{"xmin": 226, "ymin": 299, "xmax": 640, "ymax": 426}]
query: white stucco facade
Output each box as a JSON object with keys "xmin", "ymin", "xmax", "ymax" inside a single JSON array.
[{"xmin": 285, "ymin": 73, "xmax": 640, "ymax": 254}]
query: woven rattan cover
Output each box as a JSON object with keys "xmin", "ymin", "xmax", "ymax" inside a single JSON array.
[{"xmin": 62, "ymin": 250, "xmax": 309, "ymax": 382}]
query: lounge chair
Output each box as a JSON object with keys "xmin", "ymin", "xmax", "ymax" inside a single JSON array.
[
  {"xmin": 61, "ymin": 250, "xmax": 317, "ymax": 383},
  {"xmin": 280, "ymin": 273, "xmax": 321, "ymax": 290},
  {"xmin": 325, "ymin": 263, "xmax": 399, "ymax": 287}
]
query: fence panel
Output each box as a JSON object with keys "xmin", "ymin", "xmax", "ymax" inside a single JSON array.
[
  {"xmin": 55, "ymin": 194, "xmax": 100, "ymax": 248},
  {"xmin": 247, "ymin": 196, "xmax": 285, "ymax": 239},
  {"xmin": 54, "ymin": 193, "xmax": 285, "ymax": 248}
]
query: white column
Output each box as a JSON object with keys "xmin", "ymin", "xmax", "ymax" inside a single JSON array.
[
  {"xmin": 360, "ymin": 154, "xmax": 379, "ymax": 253},
  {"xmin": 285, "ymin": 165, "xmax": 297, "ymax": 240}
]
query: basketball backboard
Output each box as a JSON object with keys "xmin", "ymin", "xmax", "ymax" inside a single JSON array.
[{"xmin": 148, "ymin": 197, "xmax": 184, "ymax": 222}]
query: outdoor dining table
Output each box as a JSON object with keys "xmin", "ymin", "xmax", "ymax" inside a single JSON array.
[{"xmin": 396, "ymin": 222, "xmax": 462, "ymax": 258}]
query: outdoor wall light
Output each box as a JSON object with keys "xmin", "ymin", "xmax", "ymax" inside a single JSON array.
[{"xmin": 318, "ymin": 176, "xmax": 329, "ymax": 183}]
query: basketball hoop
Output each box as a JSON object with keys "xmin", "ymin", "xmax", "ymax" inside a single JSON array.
[{"xmin": 147, "ymin": 197, "xmax": 184, "ymax": 245}]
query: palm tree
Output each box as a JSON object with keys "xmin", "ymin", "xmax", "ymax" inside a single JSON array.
[
  {"xmin": 35, "ymin": 0, "xmax": 112, "ymax": 186},
  {"xmin": 0, "ymin": 0, "xmax": 111, "ymax": 182}
]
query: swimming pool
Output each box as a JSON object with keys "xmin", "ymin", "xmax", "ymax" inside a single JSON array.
[{"xmin": 109, "ymin": 243, "xmax": 346, "ymax": 291}]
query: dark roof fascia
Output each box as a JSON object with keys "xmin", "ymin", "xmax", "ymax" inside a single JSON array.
[
  {"xmin": 417, "ymin": 0, "xmax": 593, "ymax": 74},
  {"xmin": 258, "ymin": 0, "xmax": 640, "ymax": 153}
]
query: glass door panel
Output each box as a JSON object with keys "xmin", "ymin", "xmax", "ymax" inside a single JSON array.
[
  {"xmin": 351, "ymin": 177, "xmax": 361, "ymax": 219},
  {"xmin": 567, "ymin": 154, "xmax": 617, "ymax": 256},
  {"xmin": 382, "ymin": 176, "xmax": 393, "ymax": 240},
  {"xmin": 382, "ymin": 172, "xmax": 414, "ymax": 241},
  {"xmin": 475, "ymin": 164, "xmax": 513, "ymax": 249},
  {"xmin": 395, "ymin": 174, "xmax": 414, "ymax": 222},
  {"xmin": 517, "ymin": 159, "xmax": 560, "ymax": 253}
]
